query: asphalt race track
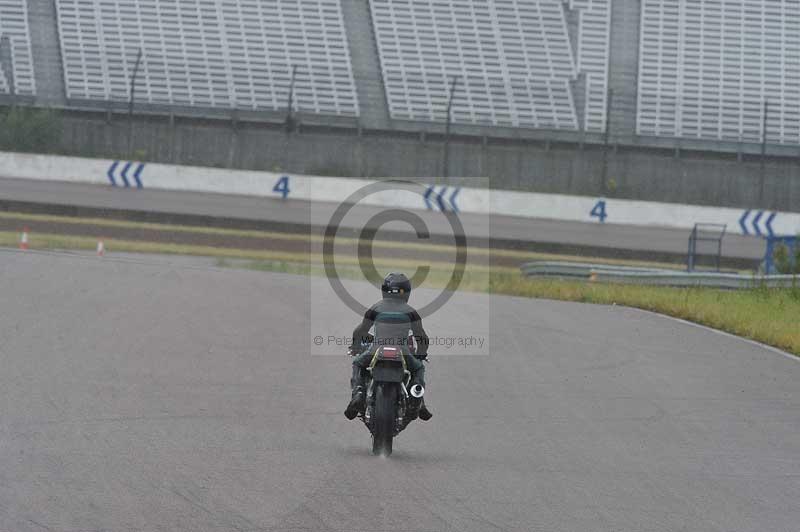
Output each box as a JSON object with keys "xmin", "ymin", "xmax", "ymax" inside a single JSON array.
[
  {"xmin": 0, "ymin": 177, "xmax": 765, "ymax": 262},
  {"xmin": 1, "ymin": 249, "xmax": 797, "ymax": 531}
]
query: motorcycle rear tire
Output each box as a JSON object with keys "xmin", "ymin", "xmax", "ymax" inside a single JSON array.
[{"xmin": 372, "ymin": 383, "xmax": 396, "ymax": 456}]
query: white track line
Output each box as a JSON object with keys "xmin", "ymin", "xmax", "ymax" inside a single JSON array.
[{"xmin": 629, "ymin": 307, "xmax": 798, "ymax": 361}]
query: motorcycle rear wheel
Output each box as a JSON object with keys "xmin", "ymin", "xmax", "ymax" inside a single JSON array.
[{"xmin": 372, "ymin": 383, "xmax": 396, "ymax": 456}]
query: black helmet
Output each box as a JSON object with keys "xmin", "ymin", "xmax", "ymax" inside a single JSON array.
[{"xmin": 381, "ymin": 272, "xmax": 411, "ymax": 301}]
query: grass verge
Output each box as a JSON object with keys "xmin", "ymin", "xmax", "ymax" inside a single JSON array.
[
  {"xmin": 4, "ymin": 230, "xmax": 798, "ymax": 356},
  {"xmin": 229, "ymin": 257, "xmax": 800, "ymax": 355},
  {"xmin": 491, "ymin": 273, "xmax": 800, "ymax": 356}
]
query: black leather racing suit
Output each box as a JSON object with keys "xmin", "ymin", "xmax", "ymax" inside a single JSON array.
[{"xmin": 350, "ymin": 296, "xmax": 429, "ymax": 386}]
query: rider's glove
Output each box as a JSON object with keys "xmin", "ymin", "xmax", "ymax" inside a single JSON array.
[{"xmin": 415, "ymin": 353, "xmax": 428, "ymax": 362}]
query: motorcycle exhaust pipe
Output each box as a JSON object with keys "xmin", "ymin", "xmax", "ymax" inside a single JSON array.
[{"xmin": 409, "ymin": 384, "xmax": 425, "ymax": 398}]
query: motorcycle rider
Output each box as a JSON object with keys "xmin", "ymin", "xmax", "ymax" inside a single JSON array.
[{"xmin": 344, "ymin": 272, "xmax": 432, "ymax": 422}]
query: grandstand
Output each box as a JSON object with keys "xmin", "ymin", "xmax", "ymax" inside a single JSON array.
[
  {"xmin": 367, "ymin": 0, "xmax": 612, "ymax": 132},
  {"xmin": 638, "ymin": 0, "xmax": 800, "ymax": 145},
  {"xmin": 54, "ymin": 0, "xmax": 359, "ymax": 116},
  {"xmin": 0, "ymin": 0, "xmax": 36, "ymax": 96},
  {"xmin": 1, "ymin": 0, "xmax": 800, "ymax": 178}
]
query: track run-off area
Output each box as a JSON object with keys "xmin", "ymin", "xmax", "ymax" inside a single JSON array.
[
  {"xmin": 0, "ymin": 250, "xmax": 797, "ymax": 532},
  {"xmin": 0, "ymin": 177, "xmax": 766, "ymax": 266}
]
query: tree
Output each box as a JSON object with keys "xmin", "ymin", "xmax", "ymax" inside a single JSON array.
[{"xmin": 0, "ymin": 106, "xmax": 62, "ymax": 153}]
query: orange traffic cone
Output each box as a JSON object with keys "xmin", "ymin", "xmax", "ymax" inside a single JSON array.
[
  {"xmin": 97, "ymin": 239, "xmax": 105, "ymax": 257},
  {"xmin": 19, "ymin": 227, "xmax": 29, "ymax": 250}
]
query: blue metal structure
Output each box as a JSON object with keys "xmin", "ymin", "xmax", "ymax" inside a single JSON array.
[{"xmin": 763, "ymin": 236, "xmax": 799, "ymax": 274}]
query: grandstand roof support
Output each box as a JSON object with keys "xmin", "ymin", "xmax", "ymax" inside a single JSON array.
[
  {"xmin": 600, "ymin": 88, "xmax": 614, "ymax": 192},
  {"xmin": 127, "ymin": 48, "xmax": 143, "ymax": 159},
  {"xmin": 168, "ymin": 113, "xmax": 176, "ymax": 164},
  {"xmin": 442, "ymin": 75, "xmax": 459, "ymax": 184},
  {"xmin": 760, "ymin": 99, "xmax": 769, "ymax": 206},
  {"xmin": 285, "ymin": 65, "xmax": 298, "ymax": 134},
  {"xmin": 283, "ymin": 66, "xmax": 298, "ymax": 173}
]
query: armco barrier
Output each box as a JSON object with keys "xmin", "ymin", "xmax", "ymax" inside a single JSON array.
[
  {"xmin": 520, "ymin": 261, "xmax": 800, "ymax": 289},
  {"xmin": 1, "ymin": 150, "xmax": 800, "ymax": 237},
  {"xmin": 591, "ymin": 271, "xmax": 800, "ymax": 289},
  {"xmin": 519, "ymin": 261, "xmax": 668, "ymax": 278}
]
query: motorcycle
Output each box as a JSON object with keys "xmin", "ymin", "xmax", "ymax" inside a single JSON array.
[{"xmin": 352, "ymin": 333, "xmax": 425, "ymax": 456}]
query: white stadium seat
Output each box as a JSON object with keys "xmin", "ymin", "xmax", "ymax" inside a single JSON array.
[
  {"xmin": 54, "ymin": 0, "xmax": 359, "ymax": 116},
  {"xmin": 573, "ymin": 0, "xmax": 611, "ymax": 132},
  {"xmin": 0, "ymin": 0, "xmax": 37, "ymax": 95},
  {"xmin": 368, "ymin": 0, "xmax": 611, "ymax": 132},
  {"xmin": 638, "ymin": 0, "xmax": 800, "ymax": 145}
]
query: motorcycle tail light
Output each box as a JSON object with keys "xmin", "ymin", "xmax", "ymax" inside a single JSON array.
[{"xmin": 380, "ymin": 347, "xmax": 400, "ymax": 359}]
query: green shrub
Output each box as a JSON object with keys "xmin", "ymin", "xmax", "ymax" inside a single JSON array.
[
  {"xmin": 773, "ymin": 239, "xmax": 800, "ymax": 275},
  {"xmin": 0, "ymin": 106, "xmax": 62, "ymax": 153}
]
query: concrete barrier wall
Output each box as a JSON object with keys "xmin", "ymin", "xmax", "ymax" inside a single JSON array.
[
  {"xmin": 491, "ymin": 190, "xmax": 800, "ymax": 237},
  {"xmin": 2, "ymin": 150, "xmax": 800, "ymax": 237},
  {"xmin": 57, "ymin": 112, "xmax": 800, "ymax": 213}
]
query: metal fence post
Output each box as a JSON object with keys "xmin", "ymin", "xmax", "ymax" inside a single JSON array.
[
  {"xmin": 283, "ymin": 65, "xmax": 298, "ymax": 171},
  {"xmin": 760, "ymin": 98, "xmax": 768, "ymax": 206},
  {"xmin": 127, "ymin": 48, "xmax": 143, "ymax": 159},
  {"xmin": 687, "ymin": 226, "xmax": 696, "ymax": 272},
  {"xmin": 600, "ymin": 88, "xmax": 614, "ymax": 192},
  {"xmin": 443, "ymin": 75, "xmax": 459, "ymax": 184}
]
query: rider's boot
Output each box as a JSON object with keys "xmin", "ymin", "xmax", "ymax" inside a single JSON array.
[
  {"xmin": 344, "ymin": 366, "xmax": 367, "ymax": 420},
  {"xmin": 418, "ymin": 398, "xmax": 432, "ymax": 421},
  {"xmin": 409, "ymin": 367, "xmax": 432, "ymax": 421}
]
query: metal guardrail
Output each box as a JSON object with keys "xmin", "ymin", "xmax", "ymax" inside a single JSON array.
[
  {"xmin": 520, "ymin": 261, "xmax": 800, "ymax": 289},
  {"xmin": 520, "ymin": 261, "xmax": 674, "ymax": 277}
]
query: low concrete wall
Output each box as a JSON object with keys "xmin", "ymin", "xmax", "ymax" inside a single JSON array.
[
  {"xmin": 2, "ymin": 150, "xmax": 800, "ymax": 237},
  {"xmin": 52, "ymin": 110, "xmax": 800, "ymax": 212}
]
